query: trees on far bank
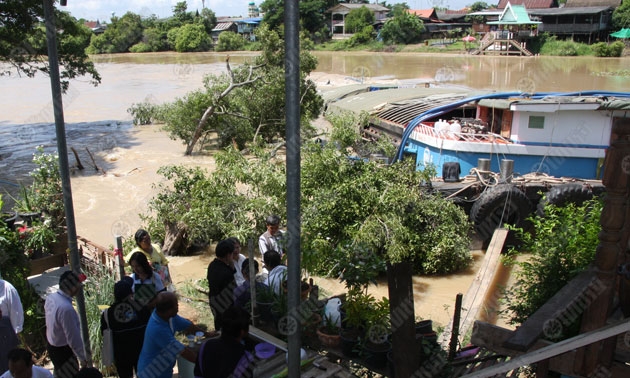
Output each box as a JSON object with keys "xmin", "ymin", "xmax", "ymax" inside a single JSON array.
[{"xmin": 380, "ymin": 4, "xmax": 425, "ymax": 45}]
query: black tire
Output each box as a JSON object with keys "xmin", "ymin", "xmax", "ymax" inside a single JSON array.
[
  {"xmin": 470, "ymin": 184, "xmax": 532, "ymax": 242},
  {"xmin": 536, "ymin": 183, "xmax": 593, "ymax": 217}
]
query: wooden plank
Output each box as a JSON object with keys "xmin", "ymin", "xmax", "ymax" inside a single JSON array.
[
  {"xmin": 249, "ymin": 326, "xmax": 288, "ymax": 351},
  {"xmin": 503, "ymin": 269, "xmax": 599, "ymax": 351},
  {"xmin": 460, "ymin": 318, "xmax": 630, "ymax": 378},
  {"xmin": 441, "ymin": 228, "xmax": 507, "ymax": 346}
]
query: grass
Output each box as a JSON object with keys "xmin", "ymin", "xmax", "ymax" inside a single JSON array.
[
  {"xmin": 177, "ymin": 278, "xmax": 215, "ymax": 330},
  {"xmin": 539, "ymin": 38, "xmax": 593, "ymax": 56}
]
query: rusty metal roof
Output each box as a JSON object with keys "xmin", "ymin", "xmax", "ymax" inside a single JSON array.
[{"xmin": 325, "ymin": 86, "xmax": 485, "ymax": 126}]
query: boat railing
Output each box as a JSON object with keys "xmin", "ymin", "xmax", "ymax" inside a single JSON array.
[{"xmin": 412, "ymin": 122, "xmax": 513, "ymax": 144}]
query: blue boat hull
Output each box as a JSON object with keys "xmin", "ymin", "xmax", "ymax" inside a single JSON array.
[{"xmin": 406, "ymin": 142, "xmax": 603, "ymax": 180}]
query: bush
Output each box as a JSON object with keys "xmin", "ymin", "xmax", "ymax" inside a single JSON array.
[
  {"xmin": 215, "ymin": 31, "xmax": 245, "ymax": 51},
  {"xmin": 127, "ymin": 101, "xmax": 161, "ymax": 125},
  {"xmin": 539, "ymin": 36, "xmax": 592, "ymax": 56},
  {"xmin": 129, "ymin": 42, "xmax": 152, "ymax": 53},
  {"xmin": 502, "ymin": 198, "xmax": 603, "ymax": 332},
  {"xmin": 344, "ymin": 26, "xmax": 375, "ymax": 48},
  {"xmin": 173, "ymin": 23, "xmax": 211, "ymax": 52},
  {"xmin": 592, "ymin": 41, "xmax": 625, "ymax": 57}
]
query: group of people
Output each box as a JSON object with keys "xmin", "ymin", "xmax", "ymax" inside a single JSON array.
[
  {"xmin": 0, "ymin": 216, "xmax": 288, "ymax": 378},
  {"xmin": 207, "ymin": 215, "xmax": 288, "ymax": 326}
]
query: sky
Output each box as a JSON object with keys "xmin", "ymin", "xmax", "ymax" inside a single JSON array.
[{"xmin": 62, "ymin": 0, "xmax": 474, "ymax": 22}]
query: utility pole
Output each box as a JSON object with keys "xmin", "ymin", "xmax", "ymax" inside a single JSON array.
[{"xmin": 42, "ymin": 0, "xmax": 93, "ymax": 366}]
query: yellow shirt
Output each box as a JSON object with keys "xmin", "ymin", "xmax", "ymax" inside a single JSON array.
[{"xmin": 124, "ymin": 243, "xmax": 169, "ymax": 266}]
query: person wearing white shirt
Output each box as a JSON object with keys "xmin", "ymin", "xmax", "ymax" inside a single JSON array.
[
  {"xmin": 44, "ymin": 270, "xmax": 88, "ymax": 378},
  {"xmin": 0, "ymin": 279, "xmax": 23, "ymax": 373},
  {"xmin": 264, "ymin": 250, "xmax": 287, "ymax": 295},
  {"xmin": 128, "ymin": 252, "xmax": 165, "ymax": 308},
  {"xmin": 1, "ymin": 348, "xmax": 52, "ymax": 378},
  {"xmin": 229, "ymin": 238, "xmax": 247, "ymax": 287},
  {"xmin": 258, "ymin": 215, "xmax": 285, "ymax": 259}
]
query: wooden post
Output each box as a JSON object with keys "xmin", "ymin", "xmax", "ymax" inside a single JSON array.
[
  {"xmin": 448, "ymin": 293, "xmax": 463, "ymax": 361},
  {"xmin": 387, "ymin": 262, "xmax": 420, "ymax": 377},
  {"xmin": 576, "ymin": 117, "xmax": 630, "ymax": 375},
  {"xmin": 115, "ymin": 236, "xmax": 125, "ymax": 280}
]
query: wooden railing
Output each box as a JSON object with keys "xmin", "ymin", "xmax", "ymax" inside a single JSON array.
[{"xmin": 77, "ymin": 236, "xmax": 125, "ymax": 279}]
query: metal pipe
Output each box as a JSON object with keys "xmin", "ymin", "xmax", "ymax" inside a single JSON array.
[
  {"xmin": 42, "ymin": 0, "xmax": 92, "ymax": 366},
  {"xmin": 477, "ymin": 158, "xmax": 491, "ymax": 181},
  {"xmin": 285, "ymin": 0, "xmax": 302, "ymax": 376},
  {"xmin": 500, "ymin": 159, "xmax": 514, "ymax": 183}
]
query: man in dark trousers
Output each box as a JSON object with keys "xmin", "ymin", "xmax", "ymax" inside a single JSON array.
[
  {"xmin": 206, "ymin": 239, "xmax": 237, "ymax": 330},
  {"xmin": 44, "ymin": 270, "xmax": 87, "ymax": 378}
]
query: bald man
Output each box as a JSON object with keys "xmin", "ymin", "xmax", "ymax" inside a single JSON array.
[{"xmin": 137, "ymin": 292, "xmax": 215, "ymax": 378}]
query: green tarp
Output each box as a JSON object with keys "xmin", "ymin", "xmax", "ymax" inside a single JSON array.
[{"xmin": 610, "ymin": 28, "xmax": 630, "ymax": 39}]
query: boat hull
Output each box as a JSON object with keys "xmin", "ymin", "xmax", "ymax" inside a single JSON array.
[{"xmin": 405, "ymin": 133, "xmax": 604, "ymax": 179}]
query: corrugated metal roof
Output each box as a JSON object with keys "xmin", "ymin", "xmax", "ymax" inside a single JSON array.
[
  {"xmin": 212, "ymin": 22, "xmax": 234, "ymax": 31},
  {"xmin": 497, "ymin": 0, "xmax": 555, "ymax": 9},
  {"xmin": 529, "ymin": 6, "xmax": 612, "ymax": 15},
  {"xmin": 564, "ymin": 0, "xmax": 621, "ymax": 8},
  {"xmin": 326, "ymin": 3, "xmax": 390, "ymax": 13},
  {"xmin": 374, "ymin": 93, "xmax": 475, "ymax": 125},
  {"xmin": 325, "ymin": 87, "xmax": 485, "ymax": 126}
]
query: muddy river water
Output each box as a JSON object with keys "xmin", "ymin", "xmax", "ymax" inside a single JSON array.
[{"xmin": 1, "ymin": 51, "xmax": 627, "ymax": 328}]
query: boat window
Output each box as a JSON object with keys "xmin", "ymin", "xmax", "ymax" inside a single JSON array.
[{"xmin": 528, "ymin": 116, "xmax": 545, "ymax": 129}]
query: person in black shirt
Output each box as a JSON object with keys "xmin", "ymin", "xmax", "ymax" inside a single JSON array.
[
  {"xmin": 207, "ymin": 239, "xmax": 237, "ymax": 330},
  {"xmin": 100, "ymin": 278, "xmax": 150, "ymax": 378},
  {"xmin": 194, "ymin": 306, "xmax": 253, "ymax": 378}
]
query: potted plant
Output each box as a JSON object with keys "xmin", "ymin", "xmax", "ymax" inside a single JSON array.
[
  {"xmin": 339, "ymin": 286, "xmax": 375, "ymax": 357},
  {"xmin": 12, "ymin": 185, "xmax": 41, "ymax": 226},
  {"xmin": 362, "ymin": 296, "xmax": 391, "ymax": 370},
  {"xmin": 255, "ymin": 284, "xmax": 276, "ymax": 324},
  {"xmin": 316, "ymin": 313, "xmax": 341, "ymax": 348},
  {"xmin": 21, "ymin": 220, "xmax": 57, "ymax": 259}
]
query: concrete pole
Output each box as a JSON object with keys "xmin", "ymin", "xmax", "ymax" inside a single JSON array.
[
  {"xmin": 285, "ymin": 0, "xmax": 302, "ymax": 376},
  {"xmin": 42, "ymin": 0, "xmax": 92, "ymax": 366}
]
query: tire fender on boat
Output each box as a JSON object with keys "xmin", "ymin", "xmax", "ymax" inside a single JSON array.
[
  {"xmin": 470, "ymin": 184, "xmax": 532, "ymax": 242},
  {"xmin": 536, "ymin": 183, "xmax": 594, "ymax": 217}
]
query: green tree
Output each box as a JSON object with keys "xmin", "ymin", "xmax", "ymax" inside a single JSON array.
[
  {"xmin": 156, "ymin": 24, "xmax": 322, "ymax": 154},
  {"xmin": 612, "ymin": 0, "xmax": 630, "ymax": 29},
  {"xmin": 502, "ymin": 199, "xmax": 602, "ymax": 330},
  {"xmin": 140, "ymin": 27, "xmax": 169, "ymax": 52},
  {"xmin": 216, "ymin": 31, "xmax": 245, "ymax": 51},
  {"xmin": 345, "ymin": 6, "xmax": 375, "ymax": 34},
  {"xmin": 465, "ymin": 1, "xmax": 490, "ymax": 23},
  {"xmin": 260, "ymin": 0, "xmax": 330, "ymax": 36},
  {"xmin": 380, "ymin": 7, "xmax": 425, "ymax": 44},
  {"xmin": 468, "ymin": 1, "xmax": 489, "ymax": 12},
  {"xmin": 197, "ymin": 8, "xmax": 217, "ymax": 34},
  {"xmin": 173, "ymin": 23, "xmax": 211, "ymax": 52},
  {"xmin": 0, "ymin": 0, "xmax": 100, "ymax": 90},
  {"xmin": 87, "ymin": 12, "xmax": 143, "ymax": 53},
  {"xmin": 173, "ymin": 1, "xmax": 194, "ymax": 25}
]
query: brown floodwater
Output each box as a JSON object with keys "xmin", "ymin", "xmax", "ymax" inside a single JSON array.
[{"xmin": 1, "ymin": 51, "xmax": 626, "ymax": 329}]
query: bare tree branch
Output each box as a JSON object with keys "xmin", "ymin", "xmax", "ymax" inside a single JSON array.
[{"xmin": 184, "ymin": 58, "xmax": 264, "ymax": 155}]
